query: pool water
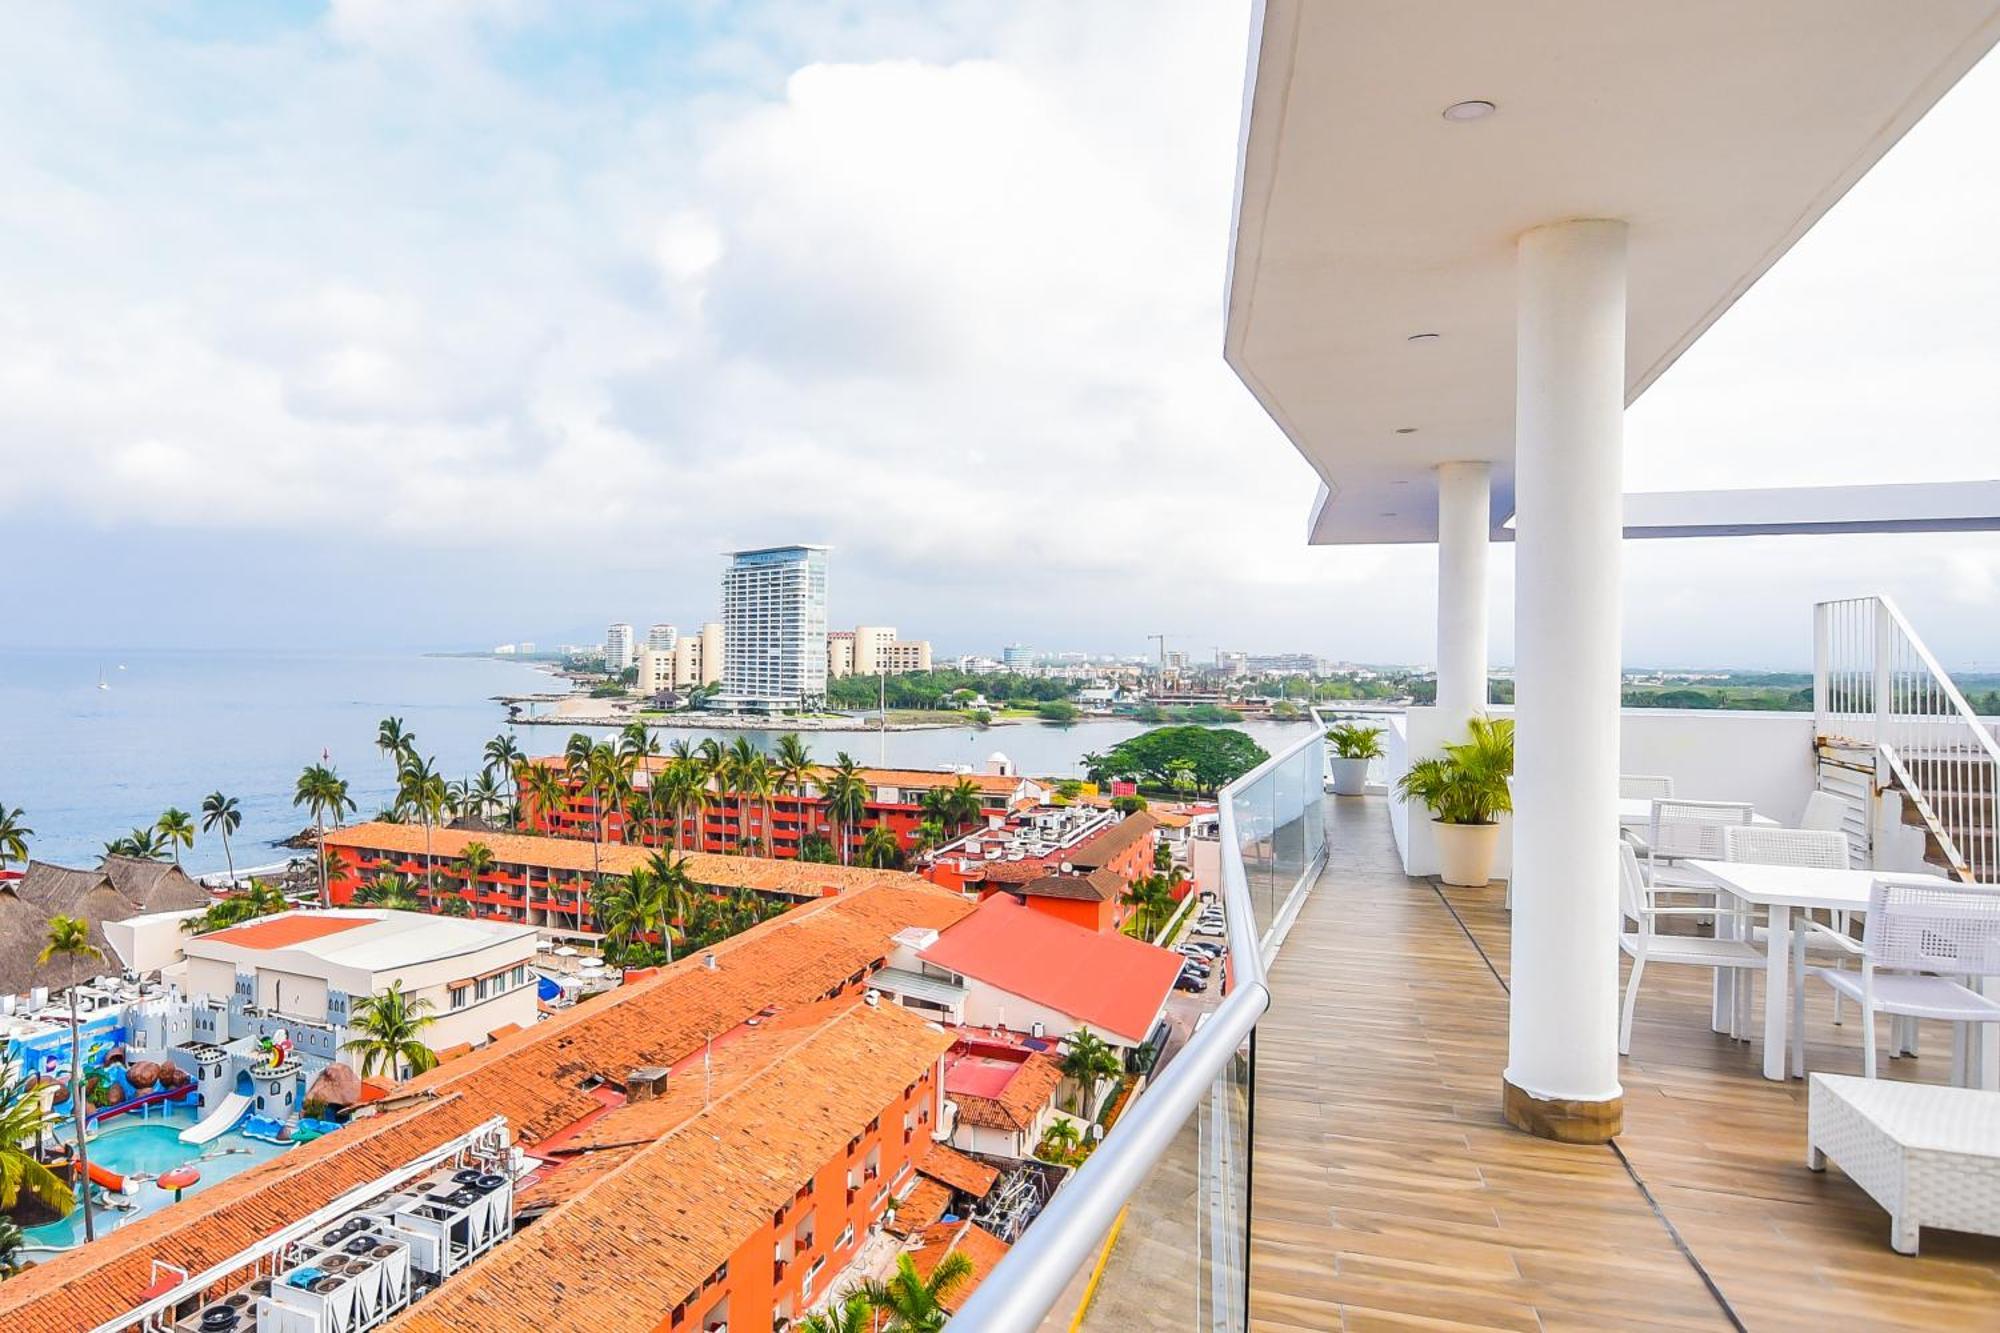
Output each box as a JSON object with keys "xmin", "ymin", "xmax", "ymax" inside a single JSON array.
[{"xmin": 22, "ymin": 1106, "xmax": 295, "ymax": 1251}]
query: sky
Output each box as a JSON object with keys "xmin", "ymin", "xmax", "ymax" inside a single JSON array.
[{"xmin": 3, "ymin": 2, "xmax": 1999, "ymax": 671}]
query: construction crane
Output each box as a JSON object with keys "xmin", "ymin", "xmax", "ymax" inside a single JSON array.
[{"xmin": 1146, "ymin": 633, "xmax": 1190, "ymax": 671}]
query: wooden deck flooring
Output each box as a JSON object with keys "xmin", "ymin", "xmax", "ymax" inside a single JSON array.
[{"xmin": 1249, "ymin": 797, "xmax": 2000, "ymax": 1332}]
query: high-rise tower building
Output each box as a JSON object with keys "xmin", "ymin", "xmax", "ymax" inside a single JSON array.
[
  {"xmin": 604, "ymin": 623, "xmax": 636, "ymax": 673},
  {"xmin": 718, "ymin": 546, "xmax": 828, "ymax": 712}
]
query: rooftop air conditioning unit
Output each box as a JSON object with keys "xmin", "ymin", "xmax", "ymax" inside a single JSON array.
[{"xmin": 1030, "ymin": 1021, "xmax": 1045, "ymax": 1039}]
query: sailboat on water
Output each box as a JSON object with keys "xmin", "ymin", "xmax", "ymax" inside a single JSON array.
[{"xmin": 97, "ymin": 667, "xmax": 110, "ymax": 691}]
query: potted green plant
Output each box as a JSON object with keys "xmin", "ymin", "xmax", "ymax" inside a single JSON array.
[
  {"xmin": 1392, "ymin": 716, "xmax": 1513, "ymax": 885},
  {"xmin": 1324, "ymin": 721, "xmax": 1386, "ymax": 795}
]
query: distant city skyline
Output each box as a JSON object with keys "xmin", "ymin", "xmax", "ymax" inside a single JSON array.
[{"xmin": 2, "ymin": 3, "xmax": 1998, "ymax": 673}]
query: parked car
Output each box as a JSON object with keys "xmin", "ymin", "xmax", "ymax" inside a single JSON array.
[{"xmin": 1174, "ymin": 973, "xmax": 1207, "ymax": 993}]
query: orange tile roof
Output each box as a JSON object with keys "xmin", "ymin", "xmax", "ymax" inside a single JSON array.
[
  {"xmin": 916, "ymin": 1142, "xmax": 1000, "ymax": 1198},
  {"xmin": 920, "ymin": 896, "xmax": 1180, "ymax": 1042},
  {"xmin": 386, "ymin": 1000, "xmax": 955, "ymax": 1333},
  {"xmin": 951, "ymin": 1052, "xmax": 1064, "ymax": 1133},
  {"xmin": 322, "ymin": 821, "xmax": 924, "ymax": 896},
  {"xmin": 886, "ymin": 1178, "xmax": 952, "ymax": 1236},
  {"xmin": 513, "ymin": 1145, "xmax": 641, "ymax": 1213},
  {"xmin": 1066, "ymin": 810, "xmax": 1159, "ymax": 868},
  {"xmin": 908, "ymin": 1220, "xmax": 1011, "ymax": 1313},
  {"xmin": 0, "ymin": 1097, "xmax": 487, "ymax": 1333},
  {"xmin": 0, "ymin": 880, "xmax": 973, "ymax": 1333},
  {"xmin": 198, "ymin": 913, "xmax": 372, "ymax": 949}
]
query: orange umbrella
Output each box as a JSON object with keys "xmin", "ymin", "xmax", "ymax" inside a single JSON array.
[{"xmin": 157, "ymin": 1164, "xmax": 201, "ymax": 1200}]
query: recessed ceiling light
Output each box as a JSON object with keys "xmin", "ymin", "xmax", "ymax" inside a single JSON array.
[
  {"xmin": 1394, "ymin": 427, "xmax": 1418, "ymax": 435},
  {"xmin": 1407, "ymin": 332, "xmax": 1441, "ymax": 342},
  {"xmin": 1390, "ymin": 479, "xmax": 1409, "ymax": 485},
  {"xmin": 1380, "ymin": 512, "xmax": 1398, "ymax": 518},
  {"xmin": 1443, "ymin": 100, "xmax": 1496, "ymax": 122}
]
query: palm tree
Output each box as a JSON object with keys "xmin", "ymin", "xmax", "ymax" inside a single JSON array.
[
  {"xmin": 862, "ymin": 1250, "xmax": 975, "ymax": 1332},
  {"xmin": 376, "ymin": 717, "xmax": 415, "ymax": 771},
  {"xmin": 796, "ymin": 1294, "xmax": 874, "ymax": 1333},
  {"xmin": 910, "ymin": 819, "xmax": 948, "ymax": 859},
  {"xmin": 0, "ymin": 1215, "xmax": 27, "ymax": 1278},
  {"xmin": 563, "ymin": 731, "xmax": 595, "ymax": 780},
  {"xmin": 723, "ymin": 737, "xmax": 761, "ymax": 852},
  {"xmin": 858, "ymin": 825, "xmax": 903, "ymax": 869},
  {"xmin": 105, "ymin": 826, "xmax": 166, "ymax": 860},
  {"xmin": 520, "ymin": 763, "xmax": 566, "ymax": 835},
  {"xmin": 590, "ymin": 872, "xmax": 647, "ymax": 963},
  {"xmin": 456, "ymin": 841, "xmax": 497, "ymax": 904},
  {"xmin": 657, "ymin": 759, "xmax": 705, "ymax": 853},
  {"xmin": 342, "ymin": 982, "xmax": 438, "ymax": 1080},
  {"xmin": 398, "ymin": 755, "xmax": 448, "ymax": 903},
  {"xmin": 823, "ymin": 752, "xmax": 870, "ymax": 867},
  {"xmin": 0, "ymin": 803, "xmax": 30, "ymax": 874},
  {"xmin": 940, "ymin": 777, "xmax": 983, "ymax": 835},
  {"xmin": 39, "ymin": 916, "xmax": 103, "ymax": 1242},
  {"xmin": 695, "ymin": 737, "xmax": 727, "ymax": 849},
  {"xmin": 617, "ymin": 720, "xmax": 658, "ymax": 763},
  {"xmin": 1040, "ymin": 1116, "xmax": 1083, "ymax": 1161},
  {"xmin": 772, "ymin": 733, "xmax": 815, "ymax": 857},
  {"xmin": 483, "ymin": 733, "xmax": 524, "ymax": 808},
  {"xmin": 353, "ymin": 875, "xmax": 422, "ymax": 911},
  {"xmin": 200, "ymin": 791, "xmax": 242, "ymax": 885},
  {"xmin": 640, "ymin": 851, "xmax": 696, "ymax": 961},
  {"xmin": 1059, "ymin": 1028, "xmax": 1122, "ymax": 1120},
  {"xmin": 584, "ymin": 744, "xmax": 630, "ymax": 887},
  {"xmin": 470, "ymin": 770, "xmax": 506, "ymax": 824},
  {"xmin": 742, "ymin": 754, "xmax": 778, "ymax": 856},
  {"xmin": 155, "ymin": 807, "xmax": 195, "ymax": 867},
  {"xmin": 1120, "ymin": 873, "xmax": 1177, "ymax": 940},
  {"xmin": 294, "ymin": 763, "xmax": 355, "ymax": 907},
  {"xmin": 0, "ymin": 1070, "xmax": 73, "ymax": 1221}
]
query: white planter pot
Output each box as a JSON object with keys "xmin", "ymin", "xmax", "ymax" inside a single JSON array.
[
  {"xmin": 1433, "ymin": 820, "xmax": 1501, "ymax": 887},
  {"xmin": 1328, "ymin": 757, "xmax": 1371, "ymax": 796}
]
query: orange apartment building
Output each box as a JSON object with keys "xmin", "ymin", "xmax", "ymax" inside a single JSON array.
[
  {"xmin": 924, "ymin": 807, "xmax": 1161, "ymax": 932},
  {"xmin": 0, "ymin": 881, "xmax": 1014, "ymax": 1333},
  {"xmin": 319, "ymin": 821, "xmax": 928, "ymax": 936},
  {"xmin": 521, "ymin": 756, "xmax": 1046, "ymax": 861}
]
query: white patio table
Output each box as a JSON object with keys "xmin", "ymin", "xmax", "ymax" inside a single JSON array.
[
  {"xmin": 1616, "ymin": 798, "xmax": 1777, "ymax": 828},
  {"xmin": 1684, "ymin": 861, "xmax": 1972, "ymax": 1083}
]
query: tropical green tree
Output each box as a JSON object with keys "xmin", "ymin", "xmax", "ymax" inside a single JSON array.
[
  {"xmin": 584, "ymin": 744, "xmax": 631, "ymax": 886},
  {"xmin": 0, "ymin": 1214, "xmax": 26, "ymax": 1278},
  {"xmin": 657, "ymin": 759, "xmax": 705, "ymax": 853},
  {"xmin": 1120, "ymin": 873, "xmax": 1177, "ymax": 940},
  {"xmin": 617, "ymin": 720, "xmax": 658, "ymax": 764},
  {"xmin": 376, "ymin": 717, "xmax": 415, "ymax": 771},
  {"xmin": 940, "ymin": 777, "xmax": 983, "ymax": 834},
  {"xmin": 861, "ymin": 1250, "xmax": 975, "ymax": 1332},
  {"xmin": 200, "ymin": 791, "xmax": 242, "ymax": 885},
  {"xmin": 483, "ymin": 733, "xmax": 524, "ymax": 808},
  {"xmin": 155, "ymin": 807, "xmax": 195, "ymax": 867},
  {"xmin": 397, "ymin": 755, "xmax": 448, "ymax": 901},
  {"xmin": 353, "ymin": 875, "xmax": 422, "ymax": 911},
  {"xmin": 722, "ymin": 738, "xmax": 760, "ymax": 852},
  {"xmin": 341, "ymin": 982, "xmax": 438, "ymax": 1079},
  {"xmin": 772, "ymin": 733, "xmax": 816, "ymax": 855},
  {"xmin": 1038, "ymin": 1116, "xmax": 1083, "ymax": 1163},
  {"xmin": 0, "ymin": 1070, "xmax": 73, "ymax": 1220},
  {"xmin": 520, "ymin": 763, "xmax": 566, "ymax": 834},
  {"xmin": 293, "ymin": 763, "xmax": 356, "ymax": 907},
  {"xmin": 742, "ymin": 754, "xmax": 778, "ymax": 856},
  {"xmin": 695, "ymin": 737, "xmax": 727, "ymax": 847},
  {"xmin": 39, "ymin": 916, "xmax": 102, "ymax": 1242},
  {"xmin": 1058, "ymin": 1028, "xmax": 1121, "ymax": 1120},
  {"xmin": 823, "ymin": 752, "xmax": 870, "ymax": 867},
  {"xmin": 796, "ymin": 1293, "xmax": 874, "ymax": 1333},
  {"xmin": 0, "ymin": 803, "xmax": 29, "ymax": 874},
  {"xmin": 644, "ymin": 851, "xmax": 696, "ymax": 963},
  {"xmin": 858, "ymin": 825, "xmax": 903, "ymax": 869},
  {"xmin": 456, "ymin": 841, "xmax": 497, "ymax": 904},
  {"xmin": 469, "ymin": 770, "xmax": 506, "ymax": 824},
  {"xmin": 104, "ymin": 826, "xmax": 166, "ymax": 860},
  {"xmin": 909, "ymin": 819, "xmax": 948, "ymax": 858}
]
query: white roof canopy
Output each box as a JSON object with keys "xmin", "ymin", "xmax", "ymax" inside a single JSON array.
[{"xmin": 1227, "ymin": 0, "xmax": 2000, "ymax": 545}]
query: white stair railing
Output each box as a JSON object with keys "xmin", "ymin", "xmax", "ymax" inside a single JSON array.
[{"xmin": 1814, "ymin": 595, "xmax": 2000, "ymax": 882}]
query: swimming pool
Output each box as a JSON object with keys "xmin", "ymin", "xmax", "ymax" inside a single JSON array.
[{"xmin": 23, "ymin": 1106, "xmax": 295, "ymax": 1251}]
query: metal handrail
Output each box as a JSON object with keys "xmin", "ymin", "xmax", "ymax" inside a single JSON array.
[{"xmin": 950, "ymin": 728, "xmax": 1323, "ymax": 1330}]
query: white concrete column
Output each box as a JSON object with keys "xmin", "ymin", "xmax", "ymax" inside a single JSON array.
[
  {"xmin": 1504, "ymin": 219, "xmax": 1627, "ymax": 1141},
  {"xmin": 1435, "ymin": 461, "xmax": 1492, "ymax": 734}
]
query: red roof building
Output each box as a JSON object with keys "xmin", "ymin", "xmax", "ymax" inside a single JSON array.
[{"xmin": 916, "ymin": 896, "xmax": 1181, "ymax": 1048}]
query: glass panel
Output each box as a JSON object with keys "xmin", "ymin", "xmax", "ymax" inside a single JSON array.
[{"xmin": 1074, "ymin": 1032, "xmax": 1253, "ymax": 1332}]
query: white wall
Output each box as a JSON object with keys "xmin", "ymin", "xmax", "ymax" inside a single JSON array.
[
  {"xmin": 957, "ymin": 979, "xmax": 1149, "ymax": 1049},
  {"xmin": 1387, "ymin": 707, "xmax": 1817, "ymax": 878}
]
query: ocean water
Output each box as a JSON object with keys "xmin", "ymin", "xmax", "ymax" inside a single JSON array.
[{"xmin": 0, "ymin": 648, "xmax": 1314, "ymax": 874}]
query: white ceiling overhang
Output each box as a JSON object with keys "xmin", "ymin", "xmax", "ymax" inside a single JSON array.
[{"xmin": 1227, "ymin": 0, "xmax": 2000, "ymax": 546}]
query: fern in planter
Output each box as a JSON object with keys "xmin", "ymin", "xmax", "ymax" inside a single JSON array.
[{"xmin": 1394, "ymin": 717, "xmax": 1514, "ymax": 825}]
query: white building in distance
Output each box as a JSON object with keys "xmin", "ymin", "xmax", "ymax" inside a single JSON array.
[
  {"xmin": 604, "ymin": 623, "xmax": 636, "ymax": 673},
  {"xmin": 719, "ymin": 545, "xmax": 828, "ymax": 712}
]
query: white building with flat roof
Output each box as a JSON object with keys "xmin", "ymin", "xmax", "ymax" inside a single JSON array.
[
  {"xmin": 718, "ymin": 545, "xmax": 828, "ymax": 712},
  {"xmin": 646, "ymin": 623, "xmax": 677, "ymax": 652},
  {"xmin": 605, "ymin": 623, "xmax": 636, "ymax": 673},
  {"xmin": 173, "ymin": 910, "xmax": 540, "ymax": 1071}
]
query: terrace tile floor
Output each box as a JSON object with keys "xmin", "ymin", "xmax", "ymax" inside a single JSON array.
[{"xmin": 1250, "ymin": 796, "xmax": 2000, "ymax": 1332}]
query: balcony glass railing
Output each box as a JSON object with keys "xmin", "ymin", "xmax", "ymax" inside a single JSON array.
[{"xmin": 952, "ymin": 730, "xmax": 1328, "ymax": 1331}]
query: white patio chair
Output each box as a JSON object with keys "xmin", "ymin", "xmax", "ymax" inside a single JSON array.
[
  {"xmin": 1644, "ymin": 798, "xmax": 1755, "ymax": 898},
  {"xmin": 1792, "ymin": 879, "xmax": 2000, "ymax": 1084},
  {"xmin": 1726, "ymin": 824, "xmax": 1855, "ymax": 1025},
  {"xmin": 1621, "ymin": 775, "xmax": 1676, "ymax": 800},
  {"xmin": 1618, "ymin": 842, "xmax": 1764, "ymax": 1055}
]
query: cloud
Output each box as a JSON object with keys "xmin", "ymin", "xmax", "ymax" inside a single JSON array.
[{"xmin": 0, "ymin": 3, "xmax": 1997, "ymax": 668}]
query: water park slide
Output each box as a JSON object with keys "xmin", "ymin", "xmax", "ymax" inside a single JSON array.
[
  {"xmin": 179, "ymin": 1092, "xmax": 253, "ymax": 1146},
  {"xmin": 86, "ymin": 1160, "xmax": 129, "ymax": 1193}
]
